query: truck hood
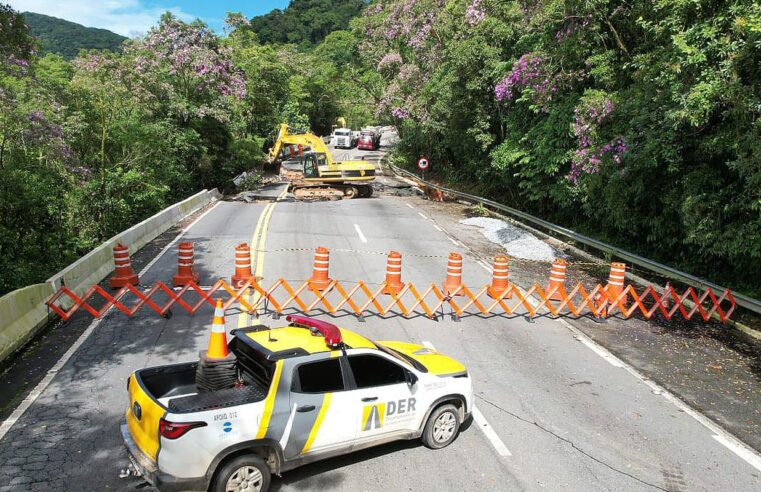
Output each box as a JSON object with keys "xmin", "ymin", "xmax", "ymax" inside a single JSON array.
[{"xmin": 378, "ymin": 341, "xmax": 466, "ymax": 377}]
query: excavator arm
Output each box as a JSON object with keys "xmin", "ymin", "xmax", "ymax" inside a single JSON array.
[{"xmin": 268, "ymin": 123, "xmax": 333, "ymax": 165}]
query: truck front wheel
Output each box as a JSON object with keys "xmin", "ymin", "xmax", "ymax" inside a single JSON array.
[
  {"xmin": 213, "ymin": 454, "xmax": 271, "ymax": 492},
  {"xmin": 421, "ymin": 403, "xmax": 460, "ymax": 449}
]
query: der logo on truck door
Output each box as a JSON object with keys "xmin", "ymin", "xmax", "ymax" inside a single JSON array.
[{"xmin": 361, "ymin": 398, "xmax": 416, "ymax": 431}]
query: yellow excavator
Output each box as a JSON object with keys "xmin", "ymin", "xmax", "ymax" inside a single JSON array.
[{"xmin": 268, "ymin": 123, "xmax": 375, "ymax": 198}]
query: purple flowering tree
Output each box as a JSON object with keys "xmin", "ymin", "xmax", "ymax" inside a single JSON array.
[
  {"xmin": 125, "ymin": 13, "xmax": 246, "ymax": 123},
  {"xmin": 568, "ymin": 91, "xmax": 626, "ymax": 183},
  {"xmin": 495, "ymin": 52, "xmax": 558, "ymax": 108}
]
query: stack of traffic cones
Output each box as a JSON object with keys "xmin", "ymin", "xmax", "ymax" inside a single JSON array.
[{"xmin": 195, "ymin": 299, "xmax": 237, "ymax": 392}]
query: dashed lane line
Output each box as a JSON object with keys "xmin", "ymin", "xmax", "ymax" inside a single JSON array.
[
  {"xmin": 433, "ymin": 224, "xmax": 443, "ymax": 232},
  {"xmin": 0, "ymin": 200, "xmax": 222, "ymax": 442},
  {"xmin": 421, "ymin": 341, "xmax": 512, "ymax": 458},
  {"xmin": 405, "ymin": 202, "xmax": 415, "ymax": 209},
  {"xmin": 417, "ymin": 212, "xmax": 428, "ymax": 219},
  {"xmin": 353, "ymin": 224, "xmax": 368, "ymax": 243}
]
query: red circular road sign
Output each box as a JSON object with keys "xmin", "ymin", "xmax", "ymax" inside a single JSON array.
[{"xmin": 418, "ymin": 157, "xmax": 429, "ymax": 170}]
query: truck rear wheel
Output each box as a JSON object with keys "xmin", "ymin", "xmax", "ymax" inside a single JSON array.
[
  {"xmin": 421, "ymin": 404, "xmax": 460, "ymax": 449},
  {"xmin": 213, "ymin": 454, "xmax": 271, "ymax": 492}
]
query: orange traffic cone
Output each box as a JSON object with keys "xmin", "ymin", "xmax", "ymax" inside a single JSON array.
[
  {"xmin": 231, "ymin": 243, "xmax": 254, "ymax": 288},
  {"xmin": 109, "ymin": 243, "xmax": 139, "ymax": 289},
  {"xmin": 605, "ymin": 262, "xmax": 628, "ymax": 308},
  {"xmin": 487, "ymin": 255, "xmax": 512, "ymax": 299},
  {"xmin": 442, "ymin": 252, "xmax": 464, "ymax": 296},
  {"xmin": 172, "ymin": 242, "xmax": 199, "ymax": 287},
  {"xmin": 546, "ymin": 258, "xmax": 568, "ymax": 301},
  {"xmin": 383, "ymin": 251, "xmax": 405, "ymax": 295},
  {"xmin": 309, "ymin": 246, "xmax": 333, "ymax": 291},
  {"xmin": 206, "ymin": 299, "xmax": 229, "ymax": 359}
]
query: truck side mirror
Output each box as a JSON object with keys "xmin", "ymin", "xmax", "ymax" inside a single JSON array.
[{"xmin": 405, "ymin": 370, "xmax": 418, "ymax": 387}]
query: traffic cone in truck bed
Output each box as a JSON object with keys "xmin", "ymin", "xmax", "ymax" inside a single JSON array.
[
  {"xmin": 206, "ymin": 299, "xmax": 229, "ymax": 359},
  {"xmin": 196, "ymin": 299, "xmax": 238, "ymax": 392}
]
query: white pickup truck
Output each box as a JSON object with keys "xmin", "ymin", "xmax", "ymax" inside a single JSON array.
[{"xmin": 122, "ymin": 316, "xmax": 472, "ymax": 492}]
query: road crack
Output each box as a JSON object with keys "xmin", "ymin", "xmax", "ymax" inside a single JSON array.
[{"xmin": 475, "ymin": 394, "xmax": 669, "ymax": 491}]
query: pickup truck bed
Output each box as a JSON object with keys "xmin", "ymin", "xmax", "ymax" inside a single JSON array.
[{"xmin": 167, "ymin": 384, "xmax": 267, "ymax": 413}]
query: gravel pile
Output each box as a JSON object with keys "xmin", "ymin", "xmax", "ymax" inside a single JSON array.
[{"xmin": 460, "ymin": 217, "xmax": 560, "ymax": 262}]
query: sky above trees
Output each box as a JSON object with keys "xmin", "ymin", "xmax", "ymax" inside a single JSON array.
[{"xmin": 7, "ymin": 0, "xmax": 290, "ymax": 36}]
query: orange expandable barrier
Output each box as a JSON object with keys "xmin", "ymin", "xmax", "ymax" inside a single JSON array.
[{"xmin": 46, "ymin": 248, "xmax": 737, "ymax": 325}]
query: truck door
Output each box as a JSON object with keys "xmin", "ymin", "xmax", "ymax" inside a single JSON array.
[
  {"xmin": 347, "ymin": 353, "xmax": 419, "ymax": 446},
  {"xmin": 282, "ymin": 356, "xmax": 355, "ymax": 460}
]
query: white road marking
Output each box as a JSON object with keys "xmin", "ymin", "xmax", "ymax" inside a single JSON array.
[
  {"xmin": 448, "ymin": 237, "xmax": 459, "ymax": 246},
  {"xmin": 433, "ymin": 224, "xmax": 443, "ymax": 232},
  {"xmin": 405, "ymin": 202, "xmax": 415, "ymax": 209},
  {"xmin": 713, "ymin": 434, "xmax": 761, "ymax": 472},
  {"xmin": 353, "ymin": 223, "xmax": 368, "ymax": 243},
  {"xmin": 0, "ymin": 200, "xmax": 221, "ymax": 442},
  {"xmin": 477, "ymin": 260, "xmax": 491, "ymax": 272},
  {"xmin": 417, "ymin": 212, "xmax": 428, "ymax": 219},
  {"xmin": 504, "ymin": 280, "xmax": 761, "ymax": 471},
  {"xmin": 473, "ymin": 406, "xmax": 513, "ymax": 457},
  {"xmin": 578, "ymin": 337, "xmax": 623, "ymax": 368},
  {"xmin": 421, "ymin": 341, "xmax": 511, "ymax": 458}
]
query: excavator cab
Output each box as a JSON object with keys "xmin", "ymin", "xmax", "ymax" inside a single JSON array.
[{"xmin": 303, "ymin": 153, "xmax": 326, "ymax": 179}]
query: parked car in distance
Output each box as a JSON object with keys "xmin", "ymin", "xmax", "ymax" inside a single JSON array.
[{"xmin": 358, "ymin": 130, "xmax": 382, "ymax": 151}]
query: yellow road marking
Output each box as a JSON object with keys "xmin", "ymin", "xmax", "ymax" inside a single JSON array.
[{"xmin": 238, "ymin": 186, "xmax": 289, "ymax": 328}]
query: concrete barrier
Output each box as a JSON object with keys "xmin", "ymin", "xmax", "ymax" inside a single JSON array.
[
  {"xmin": 0, "ymin": 283, "xmax": 54, "ymax": 363},
  {"xmin": 0, "ymin": 188, "xmax": 220, "ymax": 363},
  {"xmin": 48, "ymin": 188, "xmax": 220, "ymax": 294}
]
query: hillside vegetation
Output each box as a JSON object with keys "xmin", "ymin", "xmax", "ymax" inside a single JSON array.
[
  {"xmin": 249, "ymin": 0, "xmax": 367, "ymax": 47},
  {"xmin": 22, "ymin": 12, "xmax": 126, "ymax": 59},
  {"xmin": 2, "ymin": 1, "xmax": 760, "ymax": 300},
  {"xmin": 351, "ymin": 0, "xmax": 761, "ymax": 297}
]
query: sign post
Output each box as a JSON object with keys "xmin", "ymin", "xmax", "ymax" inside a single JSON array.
[{"xmin": 417, "ymin": 156, "xmax": 429, "ymax": 181}]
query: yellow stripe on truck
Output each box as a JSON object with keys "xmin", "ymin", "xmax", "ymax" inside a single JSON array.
[
  {"xmin": 126, "ymin": 374, "xmax": 165, "ymax": 461},
  {"xmin": 256, "ymin": 361, "xmax": 283, "ymax": 439},
  {"xmin": 301, "ymin": 392, "xmax": 332, "ymax": 454}
]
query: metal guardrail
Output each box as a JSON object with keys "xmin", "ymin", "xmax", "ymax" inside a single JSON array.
[{"xmin": 391, "ymin": 164, "xmax": 761, "ymax": 316}]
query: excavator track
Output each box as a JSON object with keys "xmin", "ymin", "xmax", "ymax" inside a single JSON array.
[{"xmin": 290, "ymin": 183, "xmax": 372, "ymax": 200}]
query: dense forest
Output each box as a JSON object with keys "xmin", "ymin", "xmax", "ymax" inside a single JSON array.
[
  {"xmin": 22, "ymin": 12, "xmax": 126, "ymax": 59},
  {"xmin": 2, "ymin": 0, "xmax": 760, "ymax": 300},
  {"xmin": 0, "ymin": 5, "xmax": 364, "ymax": 295},
  {"xmin": 249, "ymin": 0, "xmax": 367, "ymax": 47},
  {"xmin": 352, "ymin": 0, "xmax": 761, "ymax": 297}
]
